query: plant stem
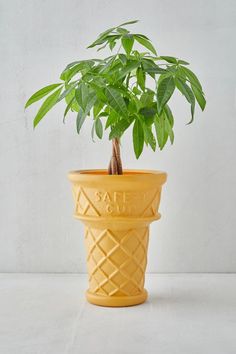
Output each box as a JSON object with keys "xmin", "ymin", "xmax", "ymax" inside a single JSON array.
[{"xmin": 108, "ymin": 138, "xmax": 123, "ymax": 175}]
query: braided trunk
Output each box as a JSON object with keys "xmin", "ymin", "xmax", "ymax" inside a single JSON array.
[{"xmin": 108, "ymin": 138, "xmax": 123, "ymax": 175}]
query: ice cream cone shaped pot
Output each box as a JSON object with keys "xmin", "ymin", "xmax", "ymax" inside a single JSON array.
[{"xmin": 68, "ymin": 170, "xmax": 167, "ymax": 307}]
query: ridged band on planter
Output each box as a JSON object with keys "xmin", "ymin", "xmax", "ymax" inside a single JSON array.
[{"xmin": 68, "ymin": 170, "xmax": 167, "ymax": 307}]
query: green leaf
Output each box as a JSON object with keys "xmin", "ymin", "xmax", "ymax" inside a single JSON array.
[
  {"xmin": 127, "ymin": 98, "xmax": 137, "ymax": 113},
  {"xmin": 93, "ymin": 101, "xmax": 104, "ymax": 118},
  {"xmin": 98, "ymin": 27, "xmax": 116, "ymax": 39},
  {"xmin": 134, "ymin": 33, "xmax": 150, "ymax": 40},
  {"xmin": 163, "ymin": 104, "xmax": 174, "ymax": 127},
  {"xmin": 109, "ymin": 117, "xmax": 134, "ymax": 139},
  {"xmin": 121, "ymin": 34, "xmax": 134, "ymax": 56},
  {"xmin": 154, "ymin": 114, "xmax": 168, "ymax": 150},
  {"xmin": 65, "ymin": 87, "xmax": 79, "ymax": 112},
  {"xmin": 160, "ymin": 56, "xmax": 178, "ymax": 64},
  {"xmin": 133, "ymin": 119, "xmax": 144, "ymax": 158},
  {"xmin": 117, "ymin": 28, "xmax": 129, "ymax": 34},
  {"xmin": 140, "ymin": 90, "xmax": 155, "ymax": 107},
  {"xmin": 76, "ymin": 109, "xmax": 86, "ymax": 134},
  {"xmin": 118, "ymin": 20, "xmax": 138, "ymax": 27},
  {"xmin": 95, "ymin": 118, "xmax": 103, "ymax": 139},
  {"xmin": 117, "ymin": 60, "xmax": 140, "ymax": 80},
  {"xmin": 141, "ymin": 59, "xmax": 166, "ymax": 78},
  {"xmin": 25, "ymin": 84, "xmax": 62, "ymax": 108},
  {"xmin": 178, "ymin": 59, "xmax": 189, "ymax": 65},
  {"xmin": 105, "ymin": 34, "xmax": 122, "ymax": 43},
  {"xmin": 118, "ymin": 54, "xmax": 127, "ymax": 65},
  {"xmin": 63, "ymin": 97, "xmax": 75, "ymax": 123},
  {"xmin": 84, "ymin": 93, "xmax": 97, "ymax": 116},
  {"xmin": 90, "ymin": 84, "xmax": 107, "ymax": 102},
  {"xmin": 157, "ymin": 76, "xmax": 175, "ymax": 114},
  {"xmin": 109, "ymin": 40, "xmax": 116, "ymax": 51},
  {"xmin": 61, "ymin": 61, "xmax": 93, "ymax": 82},
  {"xmin": 134, "ymin": 35, "xmax": 157, "ymax": 55},
  {"xmin": 143, "ymin": 123, "xmax": 156, "ymax": 151},
  {"xmin": 189, "ymin": 101, "xmax": 195, "ymax": 124},
  {"xmin": 64, "ymin": 61, "xmax": 81, "ymax": 70},
  {"xmin": 175, "ymin": 78, "xmax": 195, "ymax": 123},
  {"xmin": 87, "ymin": 36, "xmax": 109, "ymax": 49},
  {"xmin": 99, "ymin": 57, "xmax": 115, "ymax": 74},
  {"xmin": 91, "ymin": 122, "xmax": 95, "ymax": 142},
  {"xmin": 143, "ymin": 66, "xmax": 167, "ymax": 75},
  {"xmin": 33, "ymin": 87, "xmax": 62, "ymax": 128},
  {"xmin": 191, "ymin": 84, "xmax": 206, "ymax": 111},
  {"xmin": 105, "ymin": 109, "xmax": 118, "ymax": 129},
  {"xmin": 88, "ymin": 34, "xmax": 120, "ymax": 49},
  {"xmin": 75, "ymin": 83, "xmax": 89, "ymax": 111},
  {"xmin": 157, "ymin": 72, "xmax": 172, "ymax": 85},
  {"xmin": 99, "ymin": 112, "xmax": 109, "ymax": 118},
  {"xmin": 58, "ymin": 82, "xmax": 77, "ymax": 102},
  {"xmin": 145, "ymin": 116, "xmax": 155, "ymax": 126},
  {"xmin": 137, "ymin": 67, "xmax": 145, "ymax": 91},
  {"xmin": 75, "ymin": 86, "xmax": 97, "ymax": 124},
  {"xmin": 133, "ymin": 86, "xmax": 141, "ymax": 95},
  {"xmin": 139, "ymin": 107, "xmax": 156, "ymax": 118},
  {"xmin": 166, "ymin": 65, "xmax": 178, "ymax": 74},
  {"xmin": 180, "ymin": 66, "xmax": 203, "ymax": 91},
  {"xmin": 165, "ymin": 116, "xmax": 174, "ymax": 144},
  {"xmin": 106, "ymin": 60, "xmax": 123, "ymax": 76},
  {"xmin": 97, "ymin": 43, "xmax": 108, "ymax": 52},
  {"xmin": 175, "ymin": 78, "xmax": 194, "ymax": 104},
  {"xmin": 105, "ymin": 86, "xmax": 128, "ymax": 117}
]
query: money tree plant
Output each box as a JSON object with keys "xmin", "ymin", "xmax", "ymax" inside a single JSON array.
[{"xmin": 25, "ymin": 20, "xmax": 206, "ymax": 175}]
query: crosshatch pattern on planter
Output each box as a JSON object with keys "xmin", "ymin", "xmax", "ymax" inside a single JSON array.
[
  {"xmin": 72, "ymin": 184, "xmax": 162, "ymax": 217},
  {"xmin": 85, "ymin": 227, "xmax": 149, "ymax": 296}
]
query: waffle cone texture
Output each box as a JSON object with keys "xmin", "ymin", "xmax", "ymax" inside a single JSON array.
[{"xmin": 68, "ymin": 170, "xmax": 167, "ymax": 307}]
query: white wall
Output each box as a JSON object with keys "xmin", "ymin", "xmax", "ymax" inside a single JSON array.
[{"xmin": 0, "ymin": 0, "xmax": 236, "ymax": 273}]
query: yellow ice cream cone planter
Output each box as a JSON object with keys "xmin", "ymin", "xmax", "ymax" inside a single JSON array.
[
  {"xmin": 26, "ymin": 20, "xmax": 206, "ymax": 308},
  {"xmin": 68, "ymin": 170, "xmax": 167, "ymax": 307}
]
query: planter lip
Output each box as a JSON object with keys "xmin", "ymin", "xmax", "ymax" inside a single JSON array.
[
  {"xmin": 74, "ymin": 213, "xmax": 161, "ymax": 224},
  {"xmin": 68, "ymin": 169, "xmax": 167, "ymax": 184}
]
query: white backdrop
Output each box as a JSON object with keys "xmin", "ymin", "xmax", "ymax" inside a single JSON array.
[{"xmin": 0, "ymin": 0, "xmax": 236, "ymax": 273}]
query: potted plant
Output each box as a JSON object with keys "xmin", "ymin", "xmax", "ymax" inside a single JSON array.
[{"xmin": 25, "ymin": 20, "xmax": 206, "ymax": 307}]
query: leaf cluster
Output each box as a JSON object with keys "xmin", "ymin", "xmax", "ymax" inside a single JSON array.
[{"xmin": 25, "ymin": 20, "xmax": 206, "ymax": 158}]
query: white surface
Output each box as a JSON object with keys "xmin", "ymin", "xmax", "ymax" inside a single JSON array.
[
  {"xmin": 0, "ymin": 274, "xmax": 235, "ymax": 354},
  {"xmin": 0, "ymin": 0, "xmax": 236, "ymax": 272}
]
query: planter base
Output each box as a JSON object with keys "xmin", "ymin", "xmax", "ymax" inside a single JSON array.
[
  {"xmin": 86, "ymin": 289, "xmax": 148, "ymax": 307},
  {"xmin": 68, "ymin": 170, "xmax": 167, "ymax": 307}
]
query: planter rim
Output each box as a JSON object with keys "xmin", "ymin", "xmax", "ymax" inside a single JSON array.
[
  {"xmin": 68, "ymin": 169, "xmax": 167, "ymax": 184},
  {"xmin": 73, "ymin": 213, "xmax": 161, "ymax": 224}
]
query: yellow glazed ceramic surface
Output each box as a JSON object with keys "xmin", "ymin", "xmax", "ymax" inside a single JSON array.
[{"xmin": 68, "ymin": 170, "xmax": 167, "ymax": 307}]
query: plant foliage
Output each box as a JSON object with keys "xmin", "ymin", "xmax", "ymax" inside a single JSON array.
[{"xmin": 25, "ymin": 20, "xmax": 206, "ymax": 159}]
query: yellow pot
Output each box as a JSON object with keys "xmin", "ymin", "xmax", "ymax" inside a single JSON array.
[{"xmin": 68, "ymin": 169, "xmax": 167, "ymax": 307}]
